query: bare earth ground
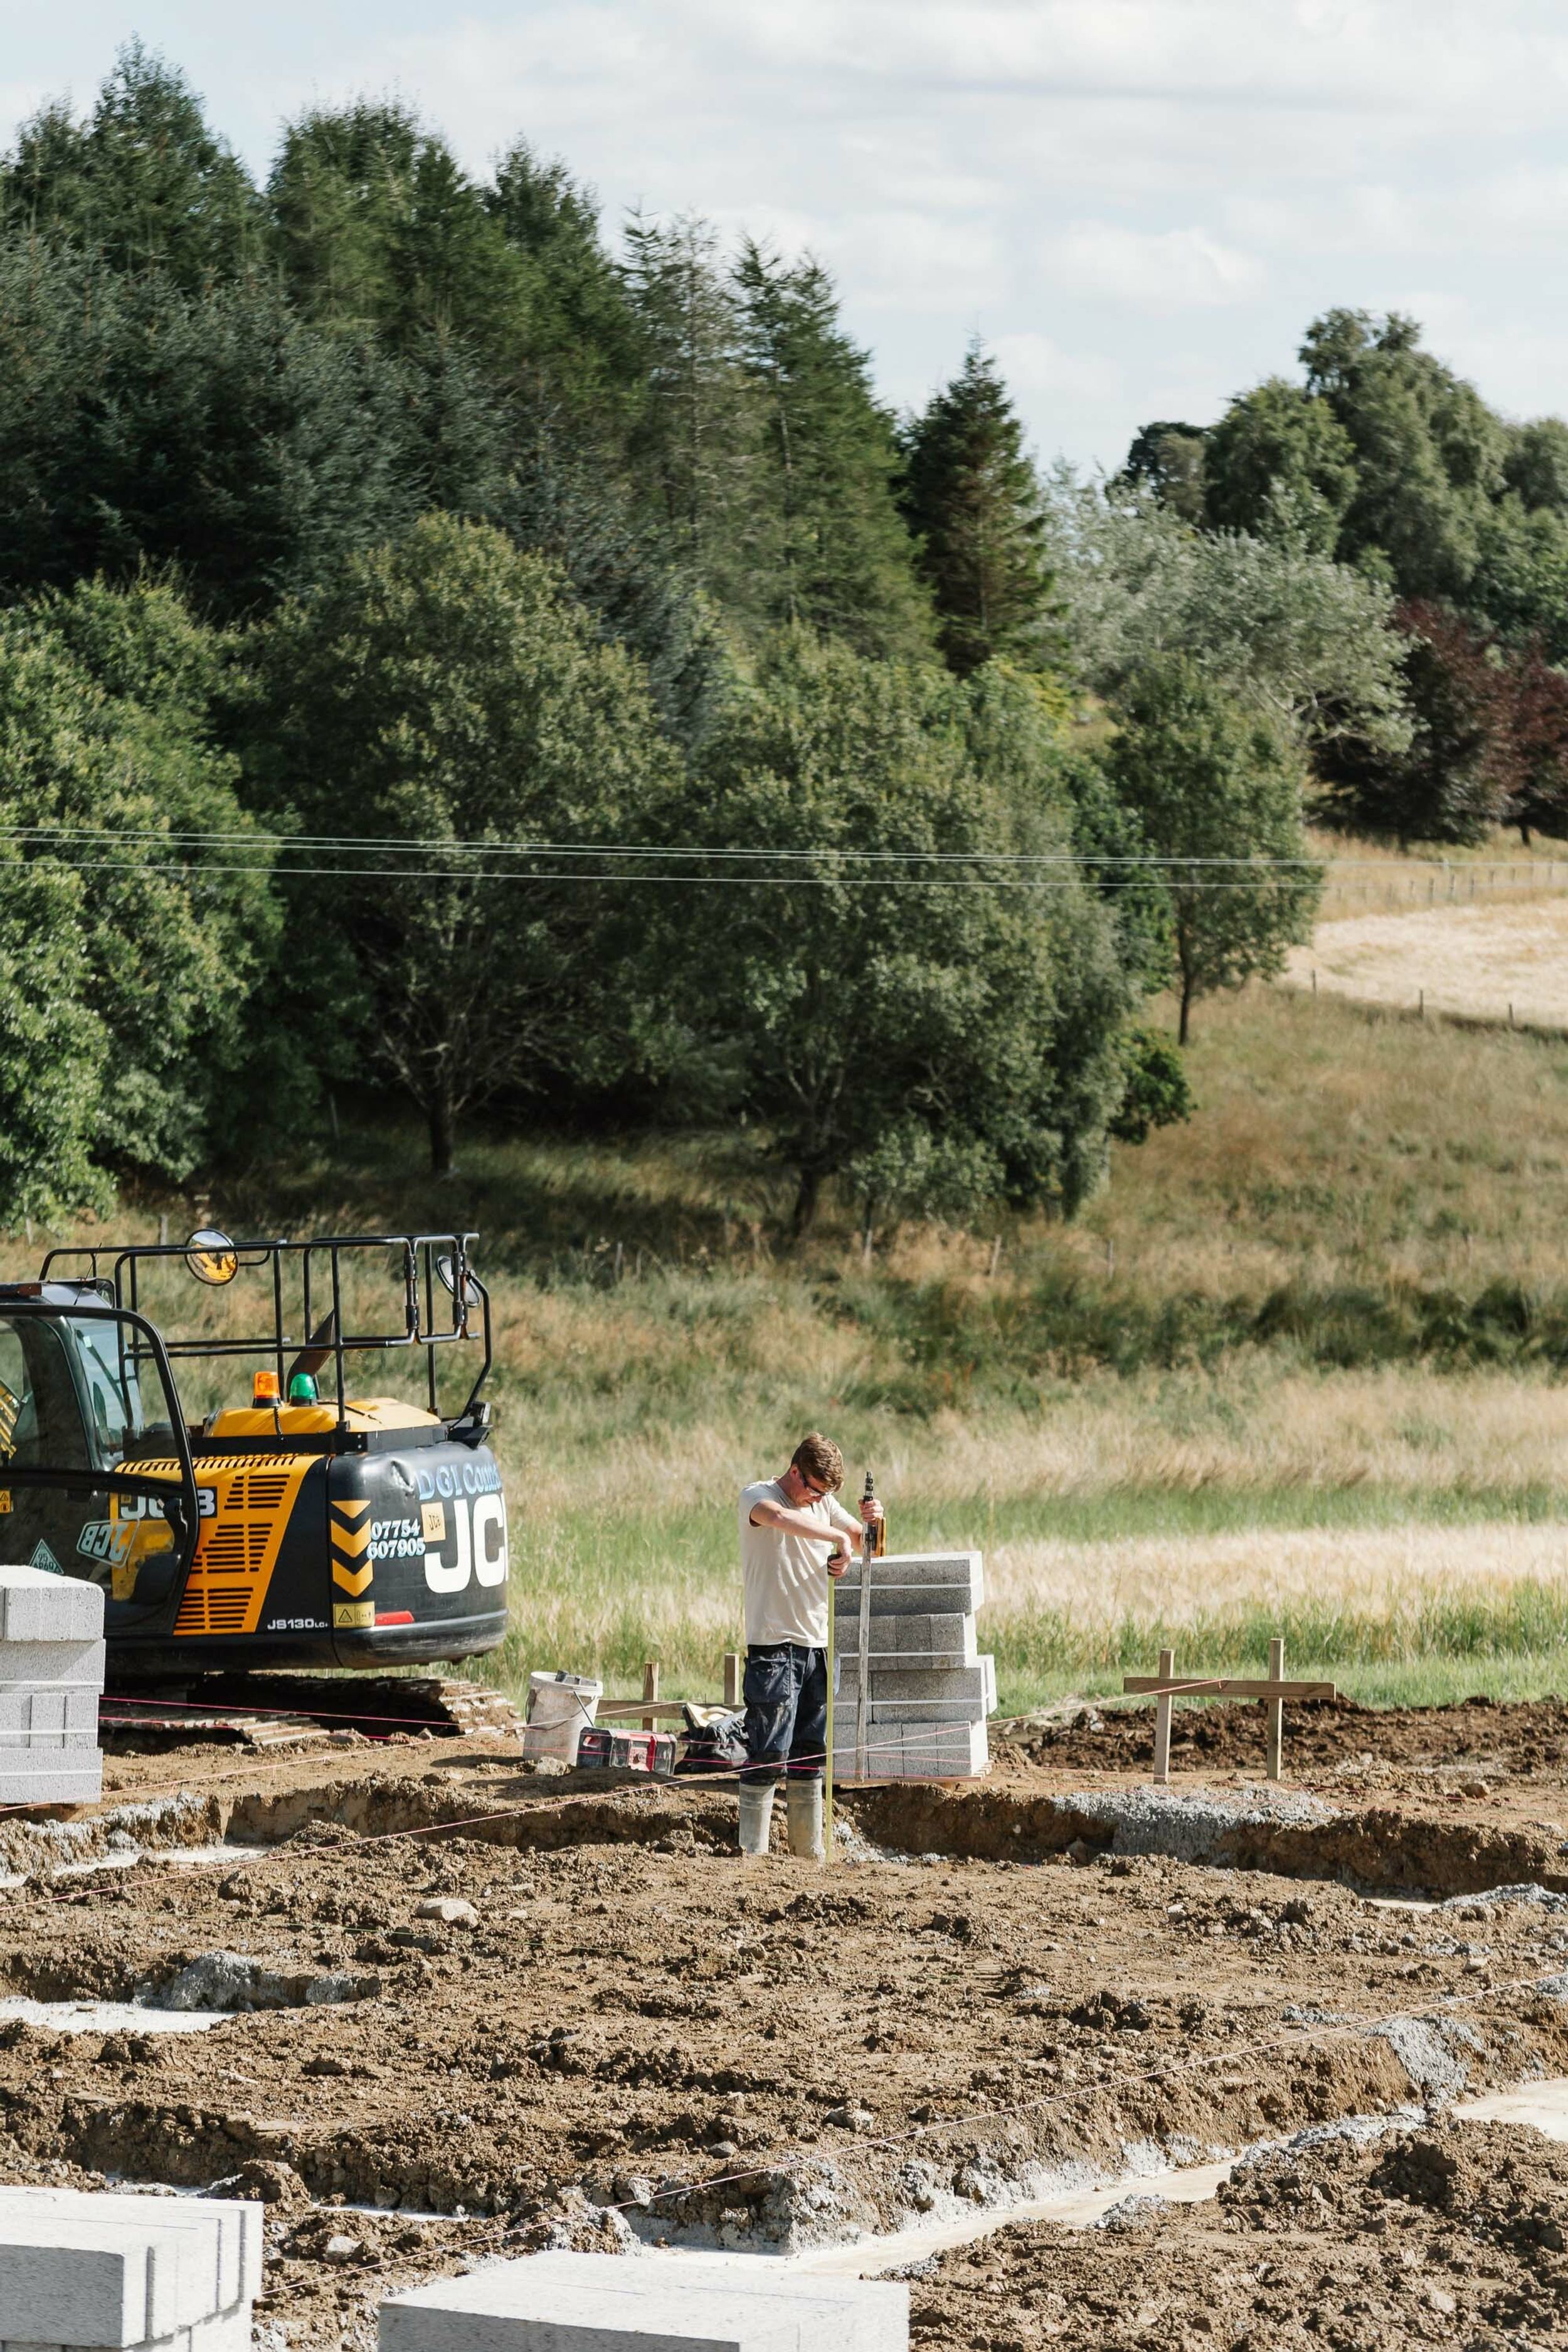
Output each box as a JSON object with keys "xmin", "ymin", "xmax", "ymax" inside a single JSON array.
[{"xmin": 8, "ymin": 1716, "xmax": 1568, "ymax": 2347}]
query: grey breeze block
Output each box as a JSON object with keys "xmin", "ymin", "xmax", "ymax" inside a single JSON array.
[
  {"xmin": 834, "ymin": 1551, "xmax": 983, "ymax": 1617},
  {"xmin": 835, "ymin": 1660, "xmax": 996, "ymax": 1712},
  {"xmin": 0, "ymin": 1569, "xmax": 105, "ymax": 1646},
  {"xmin": 0, "ymin": 1758, "xmax": 103, "ymax": 1804},
  {"xmin": 2, "ymin": 2297, "xmax": 255, "ymax": 2352},
  {"xmin": 857, "ymin": 1611, "xmax": 976, "ymax": 1665},
  {"xmin": 0, "ymin": 1639, "xmax": 107, "ymax": 1691},
  {"xmin": 0, "ymin": 2187, "xmax": 261, "ymax": 2347},
  {"xmin": 0, "ymin": 1687, "xmax": 100, "ymax": 1743},
  {"xmin": 836, "ymin": 1717, "xmax": 990, "ymax": 1780},
  {"xmin": 380, "ymin": 2251, "xmax": 908, "ymax": 2352}
]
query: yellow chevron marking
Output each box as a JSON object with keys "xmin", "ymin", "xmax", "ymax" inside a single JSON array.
[
  {"xmin": 332, "ymin": 1561, "xmax": 374, "ymax": 1597},
  {"xmin": 332, "ymin": 1498, "xmax": 372, "ymax": 1523},
  {"xmin": 332, "ymin": 1522, "xmax": 373, "ymax": 1559}
]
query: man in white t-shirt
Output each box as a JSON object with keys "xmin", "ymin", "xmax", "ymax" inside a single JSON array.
[{"xmin": 736, "ymin": 1432, "xmax": 882, "ymax": 1860}]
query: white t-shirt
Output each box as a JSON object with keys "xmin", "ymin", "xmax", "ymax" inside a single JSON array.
[{"xmin": 739, "ymin": 1479, "xmax": 860, "ymax": 1648}]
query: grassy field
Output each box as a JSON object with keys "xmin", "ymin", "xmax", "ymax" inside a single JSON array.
[{"xmin": 19, "ymin": 964, "xmax": 1568, "ymax": 1719}]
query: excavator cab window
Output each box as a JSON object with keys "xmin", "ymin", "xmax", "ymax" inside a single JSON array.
[{"xmin": 0, "ymin": 1310, "xmax": 192, "ymax": 1621}]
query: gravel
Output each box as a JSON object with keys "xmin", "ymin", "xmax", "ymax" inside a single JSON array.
[{"xmin": 1062, "ymin": 1783, "xmax": 1337, "ymax": 1864}]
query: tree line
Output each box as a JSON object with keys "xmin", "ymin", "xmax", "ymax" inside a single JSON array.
[{"xmin": 0, "ymin": 47, "xmax": 1561, "ymax": 1231}]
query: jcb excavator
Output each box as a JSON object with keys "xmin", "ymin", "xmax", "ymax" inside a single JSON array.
[{"xmin": 0, "ymin": 1231, "xmax": 507, "ymax": 1673}]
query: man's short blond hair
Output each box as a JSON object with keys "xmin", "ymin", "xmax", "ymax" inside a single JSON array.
[{"xmin": 791, "ymin": 1432, "xmax": 844, "ymax": 1491}]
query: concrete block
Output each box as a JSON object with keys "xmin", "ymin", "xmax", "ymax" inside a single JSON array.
[
  {"xmin": 504, "ymin": 2259, "xmax": 906, "ymax": 2352},
  {"xmin": 4, "ymin": 2297, "xmax": 253, "ymax": 2352},
  {"xmin": 835, "ymin": 1663, "xmax": 992, "ymax": 1712},
  {"xmin": 835, "ymin": 1717, "xmax": 988, "ymax": 1781},
  {"xmin": 834, "ymin": 1552, "xmax": 982, "ymax": 1618},
  {"xmin": 381, "ymin": 2251, "xmax": 908, "ymax": 2352},
  {"xmin": 0, "ymin": 2185, "xmax": 260, "ymax": 2344},
  {"xmin": 879, "ymin": 1612, "xmax": 976, "ymax": 1663},
  {"xmin": 0, "ymin": 1571, "xmax": 103, "ymax": 1646},
  {"xmin": 0, "ymin": 1639, "xmax": 107, "ymax": 1691},
  {"xmin": 0, "ymin": 1757, "xmax": 102, "ymax": 1804},
  {"xmin": 0, "ymin": 1688, "xmax": 100, "ymax": 1742}
]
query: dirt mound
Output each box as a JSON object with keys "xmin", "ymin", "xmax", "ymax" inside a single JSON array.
[
  {"xmin": 911, "ymin": 2119, "xmax": 1568, "ymax": 2349},
  {"xmin": 998, "ymin": 1692, "xmax": 1568, "ymax": 1779}
]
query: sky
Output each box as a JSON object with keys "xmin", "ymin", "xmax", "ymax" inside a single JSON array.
[{"xmin": 6, "ymin": 1, "xmax": 1568, "ymax": 471}]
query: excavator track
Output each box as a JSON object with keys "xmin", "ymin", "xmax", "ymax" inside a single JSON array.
[{"xmin": 98, "ymin": 1673, "xmax": 524, "ymax": 1751}]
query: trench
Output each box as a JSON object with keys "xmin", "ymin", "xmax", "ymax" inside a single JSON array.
[
  {"xmin": 9, "ymin": 1767, "xmax": 1568, "ymax": 2249},
  {"xmin": 9, "ymin": 1767, "xmax": 1564, "ymax": 1903}
]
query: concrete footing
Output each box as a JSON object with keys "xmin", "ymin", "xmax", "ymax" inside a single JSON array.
[
  {"xmin": 0, "ymin": 2186, "xmax": 260, "ymax": 2349},
  {"xmin": 380, "ymin": 2251, "xmax": 908, "ymax": 2352}
]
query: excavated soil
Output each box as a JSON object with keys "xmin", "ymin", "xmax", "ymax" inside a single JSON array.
[
  {"xmin": 7, "ymin": 1705, "xmax": 1568, "ymax": 2345},
  {"xmin": 911, "ymin": 2117, "xmax": 1568, "ymax": 2349}
]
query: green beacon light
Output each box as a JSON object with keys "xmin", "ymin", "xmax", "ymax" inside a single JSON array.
[{"xmin": 287, "ymin": 1372, "xmax": 319, "ymax": 1405}]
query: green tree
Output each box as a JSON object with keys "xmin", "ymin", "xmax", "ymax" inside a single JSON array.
[
  {"xmin": 1108, "ymin": 657, "xmax": 1322, "ymax": 1044},
  {"xmin": 901, "ymin": 339, "xmax": 1054, "ymax": 675},
  {"xmin": 1203, "ymin": 377, "xmax": 1357, "ymax": 553},
  {"xmin": 658, "ymin": 632, "xmax": 1133, "ymax": 1231},
  {"xmin": 734, "ymin": 241, "xmax": 932, "ymax": 660},
  {"xmin": 621, "ymin": 213, "xmax": 760, "ymax": 615},
  {"xmin": 1300, "ymin": 308, "xmax": 1507, "ymax": 601},
  {"xmin": 267, "ymin": 102, "xmax": 526, "ymax": 360},
  {"xmin": 1116, "ymin": 420, "xmax": 1208, "ymax": 523},
  {"xmin": 1044, "ymin": 467, "xmax": 1411, "ymax": 763},
  {"xmin": 243, "ymin": 514, "xmax": 679, "ymax": 1175},
  {"xmin": 0, "ymin": 578, "xmax": 277, "ymax": 1194},
  {"xmin": 1, "ymin": 43, "xmax": 258, "ymax": 290},
  {"xmin": 486, "ymin": 143, "xmax": 646, "ymax": 439},
  {"xmin": 0, "ymin": 239, "xmax": 422, "ymax": 616}
]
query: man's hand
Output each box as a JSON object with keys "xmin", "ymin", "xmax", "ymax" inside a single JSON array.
[
  {"xmin": 827, "ymin": 1542, "xmax": 852, "ymax": 1579},
  {"xmin": 859, "ymin": 1496, "xmax": 885, "ymax": 1530}
]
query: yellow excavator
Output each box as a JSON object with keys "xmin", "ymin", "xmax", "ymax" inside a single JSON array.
[{"xmin": 0, "ymin": 1230, "xmax": 507, "ymax": 1675}]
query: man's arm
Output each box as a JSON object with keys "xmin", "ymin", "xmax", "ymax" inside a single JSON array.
[{"xmin": 749, "ymin": 1495, "xmax": 843, "ymax": 1546}]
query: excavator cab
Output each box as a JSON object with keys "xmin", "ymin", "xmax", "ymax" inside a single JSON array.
[{"xmin": 0, "ymin": 1232, "xmax": 507, "ymax": 1675}]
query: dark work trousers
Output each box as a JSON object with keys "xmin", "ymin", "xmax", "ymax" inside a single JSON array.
[{"xmin": 741, "ymin": 1641, "xmax": 831, "ymax": 1785}]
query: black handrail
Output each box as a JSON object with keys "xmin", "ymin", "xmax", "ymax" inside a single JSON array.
[{"xmin": 34, "ymin": 1233, "xmax": 492, "ymax": 1428}]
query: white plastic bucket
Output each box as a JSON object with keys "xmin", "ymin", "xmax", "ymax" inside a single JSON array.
[{"xmin": 522, "ymin": 1670, "xmax": 603, "ymax": 1764}]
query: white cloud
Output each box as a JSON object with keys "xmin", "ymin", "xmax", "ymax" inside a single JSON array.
[{"xmin": 1041, "ymin": 221, "xmax": 1263, "ymax": 310}]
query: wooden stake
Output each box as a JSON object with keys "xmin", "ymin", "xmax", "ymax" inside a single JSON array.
[
  {"xmin": 1267, "ymin": 1635, "xmax": 1285, "ymax": 1781},
  {"xmin": 640, "ymin": 1659, "xmax": 659, "ymax": 1732},
  {"xmin": 723, "ymin": 1651, "xmax": 742, "ymax": 1709},
  {"xmin": 1153, "ymin": 1646, "xmax": 1173, "ymax": 1786}
]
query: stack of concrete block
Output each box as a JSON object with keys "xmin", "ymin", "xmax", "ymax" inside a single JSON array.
[
  {"xmin": 0, "ymin": 1564, "xmax": 105, "ymax": 1806},
  {"xmin": 381, "ymin": 2251, "xmax": 908, "ymax": 2351},
  {"xmin": 0, "ymin": 2185, "xmax": 260, "ymax": 2352},
  {"xmin": 833, "ymin": 1550, "xmax": 992, "ymax": 1781}
]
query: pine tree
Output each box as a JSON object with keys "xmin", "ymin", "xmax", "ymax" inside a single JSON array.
[
  {"xmin": 267, "ymin": 103, "xmax": 526, "ymax": 360},
  {"xmin": 621, "ymin": 213, "xmax": 761, "ymax": 615},
  {"xmin": 486, "ymin": 144, "xmax": 646, "ymax": 442},
  {"xmin": 1, "ymin": 42, "xmax": 259, "ymax": 290},
  {"xmin": 733, "ymin": 241, "xmax": 933, "ymax": 661},
  {"xmin": 901, "ymin": 341, "xmax": 1054, "ymax": 676}
]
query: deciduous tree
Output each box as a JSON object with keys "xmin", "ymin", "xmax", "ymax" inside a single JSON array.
[{"xmin": 1108, "ymin": 657, "xmax": 1321, "ymax": 1044}]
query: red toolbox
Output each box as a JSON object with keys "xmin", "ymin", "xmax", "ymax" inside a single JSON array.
[{"xmin": 576, "ymin": 1727, "xmax": 677, "ymax": 1777}]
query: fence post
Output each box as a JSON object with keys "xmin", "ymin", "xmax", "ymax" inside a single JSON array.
[
  {"xmin": 723, "ymin": 1652, "xmax": 742, "ymax": 1709},
  {"xmin": 1153, "ymin": 1646, "xmax": 1174, "ymax": 1787},
  {"xmin": 641, "ymin": 1659, "xmax": 659, "ymax": 1732},
  {"xmin": 1266, "ymin": 1636, "xmax": 1285, "ymax": 1781}
]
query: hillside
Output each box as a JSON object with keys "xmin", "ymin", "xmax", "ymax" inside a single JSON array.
[{"xmin": 19, "ymin": 982, "xmax": 1568, "ymax": 1714}]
